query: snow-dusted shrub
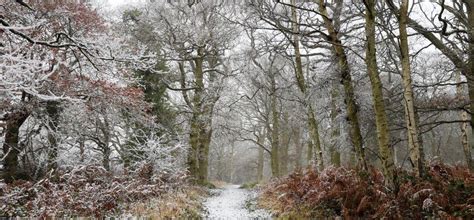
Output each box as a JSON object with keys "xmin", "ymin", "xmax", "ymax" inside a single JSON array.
[
  {"xmin": 0, "ymin": 164, "xmax": 188, "ymax": 218},
  {"xmin": 259, "ymin": 163, "xmax": 474, "ymax": 218}
]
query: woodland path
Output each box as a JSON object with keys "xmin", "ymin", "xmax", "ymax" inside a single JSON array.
[{"xmin": 203, "ymin": 185, "xmax": 272, "ymax": 219}]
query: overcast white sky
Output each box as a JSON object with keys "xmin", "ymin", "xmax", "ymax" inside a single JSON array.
[
  {"xmin": 94, "ymin": 0, "xmax": 144, "ymax": 8},
  {"xmin": 107, "ymin": 0, "xmax": 136, "ymax": 6}
]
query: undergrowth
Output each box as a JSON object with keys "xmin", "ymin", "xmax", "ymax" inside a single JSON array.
[
  {"xmin": 259, "ymin": 163, "xmax": 474, "ymax": 219},
  {"xmin": 240, "ymin": 182, "xmax": 259, "ymax": 189},
  {"xmin": 0, "ymin": 164, "xmax": 202, "ymax": 218}
]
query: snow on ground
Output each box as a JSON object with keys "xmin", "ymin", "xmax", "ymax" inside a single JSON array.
[{"xmin": 204, "ymin": 185, "xmax": 272, "ymax": 219}]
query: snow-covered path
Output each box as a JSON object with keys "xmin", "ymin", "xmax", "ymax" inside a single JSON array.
[{"xmin": 203, "ymin": 185, "xmax": 272, "ymax": 219}]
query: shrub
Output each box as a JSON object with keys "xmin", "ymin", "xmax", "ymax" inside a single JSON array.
[
  {"xmin": 259, "ymin": 163, "xmax": 474, "ymax": 218},
  {"xmin": 0, "ymin": 164, "xmax": 189, "ymax": 218}
]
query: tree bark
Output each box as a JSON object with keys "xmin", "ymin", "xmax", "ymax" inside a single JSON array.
[
  {"xmin": 46, "ymin": 101, "xmax": 60, "ymax": 172},
  {"xmin": 2, "ymin": 108, "xmax": 29, "ymax": 183},
  {"xmin": 317, "ymin": 0, "xmax": 367, "ymax": 170},
  {"xmin": 188, "ymin": 47, "xmax": 205, "ymax": 183},
  {"xmin": 467, "ymin": 1, "xmax": 474, "ymax": 171},
  {"xmin": 293, "ymin": 126, "xmax": 303, "ymax": 169},
  {"xmin": 330, "ymin": 85, "xmax": 341, "ymax": 167},
  {"xmin": 364, "ymin": 0, "xmax": 395, "ymax": 187},
  {"xmin": 291, "ymin": 0, "xmax": 324, "ymax": 171},
  {"xmin": 279, "ymin": 113, "xmax": 291, "ymax": 176},
  {"xmin": 188, "ymin": 113, "xmax": 200, "ymax": 181},
  {"xmin": 197, "ymin": 124, "xmax": 212, "ymax": 183},
  {"xmin": 457, "ymin": 71, "xmax": 474, "ymax": 170},
  {"xmin": 306, "ymin": 140, "xmax": 313, "ymax": 167},
  {"xmin": 99, "ymin": 115, "xmax": 112, "ymax": 171},
  {"xmin": 270, "ymin": 71, "xmax": 280, "ymax": 177},
  {"xmin": 399, "ymin": 0, "xmax": 424, "ymax": 177},
  {"xmin": 386, "ymin": 1, "xmax": 474, "ymax": 171}
]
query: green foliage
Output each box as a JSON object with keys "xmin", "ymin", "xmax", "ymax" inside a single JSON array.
[
  {"xmin": 122, "ymin": 9, "xmax": 142, "ymax": 24},
  {"xmin": 137, "ymin": 66, "xmax": 177, "ymax": 134},
  {"xmin": 121, "ymin": 8, "xmax": 178, "ymax": 135},
  {"xmin": 239, "ymin": 182, "xmax": 258, "ymax": 189},
  {"xmin": 199, "ymin": 181, "xmax": 217, "ymax": 189}
]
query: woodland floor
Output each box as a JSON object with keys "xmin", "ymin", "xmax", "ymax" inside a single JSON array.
[{"xmin": 203, "ymin": 185, "xmax": 272, "ymax": 219}]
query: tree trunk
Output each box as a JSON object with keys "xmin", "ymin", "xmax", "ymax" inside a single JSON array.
[
  {"xmin": 257, "ymin": 146, "xmax": 264, "ymax": 182},
  {"xmin": 390, "ymin": 1, "xmax": 474, "ymax": 169},
  {"xmin": 197, "ymin": 125, "xmax": 211, "ymax": 184},
  {"xmin": 2, "ymin": 108, "xmax": 29, "ymax": 183},
  {"xmin": 188, "ymin": 114, "xmax": 200, "ymax": 182},
  {"xmin": 399, "ymin": 0, "xmax": 424, "ymax": 177},
  {"xmin": 457, "ymin": 71, "xmax": 474, "ymax": 169},
  {"xmin": 291, "ymin": 0, "xmax": 324, "ymax": 171},
  {"xmin": 197, "ymin": 112, "xmax": 212, "ymax": 184},
  {"xmin": 364, "ymin": 0, "xmax": 395, "ymax": 187},
  {"xmin": 99, "ymin": 115, "xmax": 112, "ymax": 171},
  {"xmin": 188, "ymin": 47, "xmax": 206, "ymax": 184},
  {"xmin": 279, "ymin": 113, "xmax": 291, "ymax": 176},
  {"xmin": 306, "ymin": 140, "xmax": 313, "ymax": 167},
  {"xmin": 256, "ymin": 126, "xmax": 265, "ymax": 182},
  {"xmin": 270, "ymin": 71, "xmax": 280, "ymax": 177},
  {"xmin": 79, "ymin": 137, "xmax": 85, "ymax": 163},
  {"xmin": 330, "ymin": 85, "xmax": 341, "ymax": 167},
  {"xmin": 467, "ymin": 1, "xmax": 474, "ymax": 171},
  {"xmin": 318, "ymin": 0, "xmax": 367, "ymax": 170},
  {"xmin": 102, "ymin": 143, "xmax": 111, "ymax": 171},
  {"xmin": 293, "ymin": 126, "xmax": 303, "ymax": 170},
  {"xmin": 46, "ymin": 101, "xmax": 61, "ymax": 172}
]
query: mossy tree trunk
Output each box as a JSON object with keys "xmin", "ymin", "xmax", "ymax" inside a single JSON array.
[
  {"xmin": 291, "ymin": 0, "xmax": 324, "ymax": 170},
  {"xmin": 184, "ymin": 46, "xmax": 218, "ymax": 184},
  {"xmin": 330, "ymin": 86, "xmax": 341, "ymax": 167},
  {"xmin": 467, "ymin": 1, "xmax": 474, "ymax": 171},
  {"xmin": 306, "ymin": 140, "xmax": 313, "ymax": 167},
  {"xmin": 188, "ymin": 113, "xmax": 200, "ymax": 181},
  {"xmin": 364, "ymin": 0, "xmax": 395, "ymax": 187},
  {"xmin": 188, "ymin": 47, "xmax": 207, "ymax": 184},
  {"xmin": 317, "ymin": 0, "xmax": 367, "ymax": 170}
]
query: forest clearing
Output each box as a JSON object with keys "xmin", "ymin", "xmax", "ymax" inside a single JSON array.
[{"xmin": 1, "ymin": 0, "xmax": 473, "ymax": 219}]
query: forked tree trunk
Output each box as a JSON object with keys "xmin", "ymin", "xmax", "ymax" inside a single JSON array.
[
  {"xmin": 364, "ymin": 0, "xmax": 396, "ymax": 187},
  {"xmin": 187, "ymin": 46, "xmax": 214, "ymax": 184},
  {"xmin": 197, "ymin": 49, "xmax": 220, "ymax": 184},
  {"xmin": 188, "ymin": 53, "xmax": 204, "ymax": 183}
]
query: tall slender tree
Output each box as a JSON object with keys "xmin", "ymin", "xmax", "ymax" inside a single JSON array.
[{"xmin": 364, "ymin": 0, "xmax": 395, "ymax": 186}]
